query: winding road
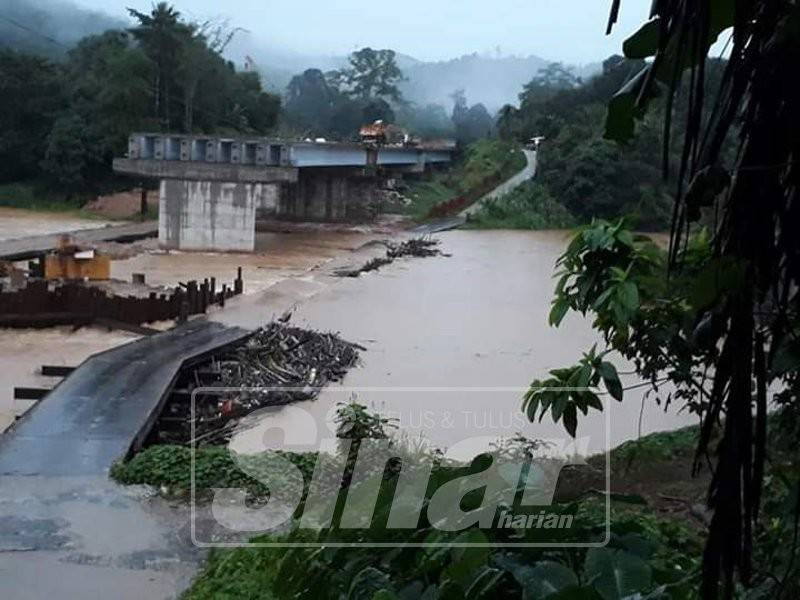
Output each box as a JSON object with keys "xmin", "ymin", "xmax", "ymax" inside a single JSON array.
[{"xmin": 461, "ymin": 148, "xmax": 537, "ymax": 216}]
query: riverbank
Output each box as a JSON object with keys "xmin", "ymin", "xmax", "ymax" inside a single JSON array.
[
  {"xmin": 119, "ymin": 422, "xmax": 711, "ymax": 600},
  {"xmin": 1, "ymin": 227, "xmax": 699, "ymax": 598}
]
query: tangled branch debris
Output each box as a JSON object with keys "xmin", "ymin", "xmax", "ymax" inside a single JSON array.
[
  {"xmin": 335, "ymin": 236, "xmax": 445, "ymax": 277},
  {"xmin": 152, "ymin": 320, "xmax": 363, "ymax": 446}
]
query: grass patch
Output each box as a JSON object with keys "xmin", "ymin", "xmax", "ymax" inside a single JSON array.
[
  {"xmin": 609, "ymin": 424, "xmax": 699, "ymax": 468},
  {"xmin": 466, "ymin": 181, "xmax": 578, "ymax": 230},
  {"xmin": 185, "ymin": 541, "xmax": 285, "ymax": 600},
  {"xmin": 404, "ymin": 139, "xmax": 526, "ymax": 220},
  {"xmin": 0, "ymin": 181, "xmax": 87, "ymax": 212},
  {"xmin": 110, "ymin": 444, "xmax": 318, "ymax": 498},
  {"xmin": 403, "ymin": 180, "xmax": 454, "ymax": 221}
]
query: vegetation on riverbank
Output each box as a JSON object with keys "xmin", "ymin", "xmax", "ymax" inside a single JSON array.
[
  {"xmin": 0, "ymin": 181, "xmax": 87, "ymax": 212},
  {"xmin": 112, "ymin": 410, "xmax": 710, "ymax": 599},
  {"xmin": 403, "ymin": 139, "xmax": 526, "ymax": 220},
  {"xmin": 110, "ymin": 407, "xmax": 795, "ymax": 600},
  {"xmin": 461, "ymin": 56, "xmax": 732, "ymax": 233},
  {"xmin": 184, "ymin": 497, "xmax": 702, "ymax": 600},
  {"xmin": 465, "ymin": 182, "xmax": 577, "ymax": 230}
]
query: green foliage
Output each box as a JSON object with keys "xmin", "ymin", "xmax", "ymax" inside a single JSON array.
[
  {"xmin": 496, "ymin": 56, "xmax": 729, "ymax": 231},
  {"xmin": 467, "ymin": 182, "xmax": 577, "ymax": 230},
  {"xmin": 173, "ymin": 402, "xmax": 705, "ymax": 600},
  {"xmin": 0, "ymin": 181, "xmax": 86, "ymax": 211},
  {"xmin": 551, "ymin": 219, "xmax": 665, "ymax": 342},
  {"xmin": 609, "ymin": 425, "xmax": 699, "ymax": 471},
  {"xmin": 283, "ymin": 48, "xmax": 406, "ymax": 139},
  {"xmin": 0, "ymin": 49, "xmax": 64, "ymax": 183},
  {"xmin": 458, "ymin": 139, "xmax": 527, "ymax": 192},
  {"xmin": 334, "ymin": 48, "xmax": 404, "ymax": 102},
  {"xmin": 526, "ymin": 220, "xmax": 740, "ymax": 438},
  {"xmin": 404, "ymin": 139, "xmax": 525, "ymax": 220},
  {"xmin": 523, "ymin": 346, "xmax": 620, "ymax": 437},
  {"xmin": 451, "ymin": 89, "xmax": 495, "ymax": 144},
  {"xmin": 335, "ymin": 400, "xmax": 398, "ymax": 442},
  {"xmin": 284, "ymin": 68, "xmax": 338, "ymax": 134},
  {"xmin": 40, "ymin": 114, "xmax": 103, "ymax": 193},
  {"xmin": 110, "ymin": 444, "xmax": 317, "ymax": 497},
  {"xmin": 604, "ymin": 4, "xmax": 733, "ymax": 143},
  {"xmin": 403, "ymin": 180, "xmax": 455, "ymax": 220},
  {"xmin": 395, "ymin": 103, "xmax": 454, "ymax": 139},
  {"xmin": 0, "ymin": 3, "xmax": 280, "ymax": 199},
  {"xmin": 185, "ymin": 544, "xmax": 282, "ymax": 600},
  {"xmin": 185, "ymin": 494, "xmax": 701, "ymax": 600}
]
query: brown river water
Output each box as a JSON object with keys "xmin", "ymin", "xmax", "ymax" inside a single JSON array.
[
  {"xmin": 0, "ymin": 227, "xmax": 697, "ymax": 599},
  {"xmin": 221, "ymin": 229, "xmax": 697, "ymax": 457}
]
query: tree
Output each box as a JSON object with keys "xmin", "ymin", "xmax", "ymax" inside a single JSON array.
[
  {"xmin": 284, "ymin": 68, "xmax": 337, "ymax": 134},
  {"xmin": 0, "ymin": 50, "xmax": 64, "ymax": 182},
  {"xmin": 451, "ymin": 90, "xmax": 493, "ymax": 144},
  {"xmin": 496, "ymin": 104, "xmax": 520, "ymax": 140},
  {"xmin": 176, "ymin": 19, "xmax": 243, "ymax": 132},
  {"xmin": 531, "ymin": 62, "xmax": 579, "ymax": 90},
  {"xmin": 336, "ymin": 47, "xmax": 404, "ymax": 102},
  {"xmin": 361, "ymin": 98, "xmax": 394, "ymax": 125},
  {"xmin": 396, "ymin": 102, "xmax": 454, "ymax": 138},
  {"xmin": 231, "ymin": 71, "xmax": 280, "ymax": 133},
  {"xmin": 533, "ymin": 1, "xmax": 800, "ymax": 597},
  {"xmin": 40, "ymin": 113, "xmax": 102, "ymax": 192},
  {"xmin": 64, "ymin": 31, "xmax": 152, "ymax": 162},
  {"xmin": 127, "ymin": 2, "xmax": 191, "ymax": 130}
]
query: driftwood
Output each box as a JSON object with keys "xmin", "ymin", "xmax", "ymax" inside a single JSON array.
[
  {"xmin": 334, "ymin": 237, "xmax": 444, "ymax": 278},
  {"xmin": 152, "ymin": 319, "xmax": 363, "ymax": 446}
]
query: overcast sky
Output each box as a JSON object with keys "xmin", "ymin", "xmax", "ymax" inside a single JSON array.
[{"xmin": 72, "ymin": 0, "xmax": 653, "ymax": 64}]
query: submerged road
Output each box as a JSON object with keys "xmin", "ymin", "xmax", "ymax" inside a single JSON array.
[
  {"xmin": 0, "ymin": 221, "xmax": 157, "ymax": 261},
  {"xmin": 0, "ymin": 319, "xmax": 250, "ymax": 598},
  {"xmin": 0, "ymin": 319, "xmax": 249, "ymax": 475}
]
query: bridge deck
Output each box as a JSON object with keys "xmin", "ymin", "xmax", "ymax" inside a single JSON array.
[
  {"xmin": 120, "ymin": 133, "xmax": 453, "ymax": 176},
  {"xmin": 0, "ymin": 319, "xmax": 250, "ymax": 476}
]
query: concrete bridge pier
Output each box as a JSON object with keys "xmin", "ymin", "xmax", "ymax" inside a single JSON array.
[
  {"xmin": 159, "ymin": 179, "xmax": 266, "ymax": 252},
  {"xmin": 276, "ymin": 169, "xmax": 382, "ymax": 223}
]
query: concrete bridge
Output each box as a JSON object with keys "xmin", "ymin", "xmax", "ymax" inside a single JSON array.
[{"xmin": 113, "ymin": 134, "xmax": 454, "ymax": 252}]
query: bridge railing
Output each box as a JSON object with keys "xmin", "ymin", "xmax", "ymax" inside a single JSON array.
[
  {"xmin": 128, "ymin": 134, "xmax": 291, "ymax": 167},
  {"xmin": 125, "ymin": 133, "xmax": 453, "ymax": 169}
]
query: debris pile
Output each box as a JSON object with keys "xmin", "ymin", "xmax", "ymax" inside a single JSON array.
[
  {"xmin": 335, "ymin": 236, "xmax": 444, "ymax": 277},
  {"xmin": 387, "ymin": 237, "xmax": 442, "ymax": 259},
  {"xmin": 152, "ymin": 320, "xmax": 363, "ymax": 445}
]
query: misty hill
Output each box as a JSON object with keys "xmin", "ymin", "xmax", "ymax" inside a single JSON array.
[
  {"xmin": 243, "ymin": 44, "xmax": 600, "ymax": 113},
  {"xmin": 0, "ymin": 0, "xmax": 125, "ymax": 58},
  {"xmin": 399, "ymin": 53, "xmax": 550, "ymax": 112},
  {"xmin": 0, "ymin": 1, "xmax": 601, "ymax": 115}
]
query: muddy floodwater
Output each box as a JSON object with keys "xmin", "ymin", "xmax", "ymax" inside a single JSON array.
[
  {"xmin": 0, "ymin": 207, "xmax": 116, "ymax": 242},
  {"xmin": 234, "ymin": 229, "xmax": 697, "ymax": 456},
  {"xmin": 0, "ymin": 328, "xmax": 140, "ymax": 431},
  {"xmin": 111, "ymin": 230, "xmax": 381, "ymax": 294}
]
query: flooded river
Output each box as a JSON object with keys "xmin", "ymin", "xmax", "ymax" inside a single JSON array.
[
  {"xmin": 237, "ymin": 229, "xmax": 696, "ymax": 456},
  {"xmin": 0, "ymin": 207, "xmax": 115, "ymax": 242}
]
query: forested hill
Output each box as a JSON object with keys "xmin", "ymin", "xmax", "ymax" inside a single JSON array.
[
  {"xmin": 0, "ymin": 0, "xmax": 125, "ymax": 58},
  {"xmin": 246, "ymin": 47, "xmax": 600, "ymax": 113},
  {"xmin": 0, "ymin": 1, "xmax": 598, "ymax": 114}
]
